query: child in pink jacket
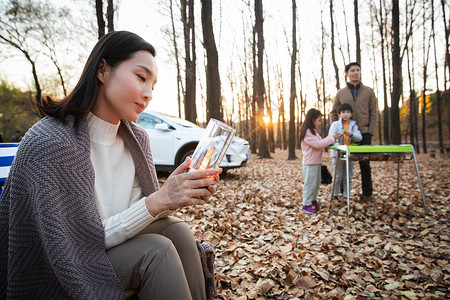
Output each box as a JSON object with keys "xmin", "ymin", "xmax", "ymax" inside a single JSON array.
[{"xmin": 300, "ymin": 109, "xmax": 340, "ymax": 213}]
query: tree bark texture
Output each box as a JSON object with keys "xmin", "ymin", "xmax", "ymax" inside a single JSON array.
[
  {"xmin": 288, "ymin": 0, "xmax": 297, "ymax": 160},
  {"xmin": 354, "ymin": 0, "xmax": 361, "ymax": 63},
  {"xmin": 431, "ymin": 0, "xmax": 444, "ymax": 153},
  {"xmin": 169, "ymin": 0, "xmax": 183, "ymax": 117},
  {"xmin": 107, "ymin": 0, "xmax": 114, "ymax": 32},
  {"xmin": 377, "ymin": 0, "xmax": 390, "ymax": 144},
  {"xmin": 182, "ymin": 0, "xmax": 197, "ymax": 123},
  {"xmin": 95, "ymin": 0, "xmax": 105, "ymax": 39},
  {"xmin": 330, "ymin": 0, "xmax": 340, "ymax": 91},
  {"xmin": 390, "ymin": 0, "xmax": 401, "ymax": 144},
  {"xmin": 201, "ymin": 0, "xmax": 222, "ymax": 121},
  {"xmin": 254, "ymin": 0, "xmax": 270, "ymax": 158},
  {"xmin": 422, "ymin": 0, "xmax": 428, "ymax": 153},
  {"xmin": 441, "ymin": 0, "xmax": 450, "ymax": 140}
]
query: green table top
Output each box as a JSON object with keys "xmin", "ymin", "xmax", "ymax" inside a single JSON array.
[{"xmin": 330, "ymin": 144, "xmax": 414, "ymax": 153}]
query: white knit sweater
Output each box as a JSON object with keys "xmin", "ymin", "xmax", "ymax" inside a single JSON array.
[{"xmin": 87, "ymin": 113, "xmax": 170, "ymax": 249}]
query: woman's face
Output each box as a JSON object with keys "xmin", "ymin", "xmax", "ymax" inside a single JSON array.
[
  {"xmin": 93, "ymin": 50, "xmax": 158, "ymax": 124},
  {"xmin": 313, "ymin": 116, "xmax": 322, "ymax": 130}
]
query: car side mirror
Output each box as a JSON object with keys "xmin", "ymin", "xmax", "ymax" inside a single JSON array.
[{"xmin": 155, "ymin": 123, "xmax": 170, "ymax": 131}]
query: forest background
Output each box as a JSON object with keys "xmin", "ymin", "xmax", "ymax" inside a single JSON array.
[
  {"xmin": 0, "ymin": 0, "xmax": 449, "ymax": 156},
  {"xmin": 1, "ymin": 1, "xmax": 449, "ymax": 298}
]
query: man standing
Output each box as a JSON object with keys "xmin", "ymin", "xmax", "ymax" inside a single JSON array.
[{"xmin": 331, "ymin": 62, "xmax": 378, "ymax": 201}]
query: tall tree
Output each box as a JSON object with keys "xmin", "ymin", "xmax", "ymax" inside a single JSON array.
[
  {"xmin": 431, "ymin": 0, "xmax": 444, "ymax": 154},
  {"xmin": 95, "ymin": 0, "xmax": 105, "ymax": 39},
  {"xmin": 276, "ymin": 66, "xmax": 287, "ymax": 150},
  {"xmin": 250, "ymin": 24, "xmax": 257, "ymax": 154},
  {"xmin": 181, "ymin": 0, "xmax": 197, "ymax": 123},
  {"xmin": 168, "ymin": 0, "xmax": 183, "ymax": 117},
  {"xmin": 106, "ymin": 0, "xmax": 114, "ymax": 32},
  {"xmin": 201, "ymin": 0, "xmax": 222, "ymax": 121},
  {"xmin": 0, "ymin": 1, "xmax": 42, "ymax": 112},
  {"xmin": 370, "ymin": 1, "xmax": 382, "ymax": 143},
  {"xmin": 297, "ymin": 48, "xmax": 305, "ymax": 149},
  {"xmin": 239, "ymin": 8, "xmax": 251, "ymax": 144},
  {"xmin": 442, "ymin": 0, "xmax": 450, "ymax": 140},
  {"xmin": 390, "ymin": 0, "xmax": 401, "ymax": 144},
  {"xmin": 421, "ymin": 0, "xmax": 431, "ymax": 153},
  {"xmin": 288, "ymin": 0, "xmax": 297, "ymax": 160},
  {"xmin": 254, "ymin": 0, "xmax": 270, "ymax": 158},
  {"xmin": 341, "ymin": 0, "xmax": 352, "ymax": 63},
  {"xmin": 320, "ymin": 9, "xmax": 327, "ymax": 138},
  {"xmin": 0, "ymin": 0, "xmax": 76, "ymax": 115},
  {"xmin": 330, "ymin": 0, "xmax": 340, "ymax": 90},
  {"xmin": 96, "ymin": 0, "xmax": 114, "ymax": 37},
  {"xmin": 375, "ymin": 0, "xmax": 390, "ymax": 144},
  {"xmin": 354, "ymin": 0, "xmax": 361, "ymax": 63},
  {"xmin": 443, "ymin": 0, "xmax": 450, "ymax": 89},
  {"xmin": 265, "ymin": 59, "xmax": 275, "ymax": 153},
  {"xmin": 405, "ymin": 0, "xmax": 417, "ymax": 151}
]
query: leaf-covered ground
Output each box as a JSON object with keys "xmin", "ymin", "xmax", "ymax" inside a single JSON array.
[{"xmin": 162, "ymin": 149, "xmax": 449, "ymax": 299}]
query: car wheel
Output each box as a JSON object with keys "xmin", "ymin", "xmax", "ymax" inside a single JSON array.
[{"xmin": 179, "ymin": 149, "xmax": 195, "ymax": 165}]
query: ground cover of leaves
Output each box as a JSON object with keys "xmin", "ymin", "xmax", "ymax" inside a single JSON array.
[{"xmin": 160, "ymin": 149, "xmax": 449, "ymax": 299}]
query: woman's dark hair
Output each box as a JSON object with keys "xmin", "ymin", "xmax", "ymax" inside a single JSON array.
[
  {"xmin": 39, "ymin": 31, "xmax": 156, "ymax": 119},
  {"xmin": 299, "ymin": 108, "xmax": 322, "ymax": 142}
]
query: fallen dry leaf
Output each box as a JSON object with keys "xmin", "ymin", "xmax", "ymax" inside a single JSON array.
[{"xmin": 161, "ymin": 149, "xmax": 450, "ymax": 298}]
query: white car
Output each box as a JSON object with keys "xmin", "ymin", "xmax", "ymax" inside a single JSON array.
[{"xmin": 136, "ymin": 111, "xmax": 250, "ymax": 173}]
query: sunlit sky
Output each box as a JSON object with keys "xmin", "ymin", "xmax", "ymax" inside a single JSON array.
[
  {"xmin": 116, "ymin": 0, "xmax": 375, "ymax": 120},
  {"xmin": 0, "ymin": 0, "xmax": 446, "ymax": 122}
]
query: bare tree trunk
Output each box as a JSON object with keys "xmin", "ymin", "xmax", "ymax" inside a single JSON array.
[
  {"xmin": 422, "ymin": 0, "xmax": 430, "ymax": 153},
  {"xmin": 411, "ymin": 23, "xmax": 420, "ymax": 152},
  {"xmin": 320, "ymin": 10, "xmax": 327, "ymax": 138},
  {"xmin": 254, "ymin": 0, "xmax": 270, "ymax": 158},
  {"xmin": 250, "ymin": 25, "xmax": 257, "ymax": 154},
  {"xmin": 341, "ymin": 0, "xmax": 352, "ymax": 63},
  {"xmin": 297, "ymin": 50, "xmax": 304, "ymax": 149},
  {"xmin": 277, "ymin": 66, "xmax": 286, "ymax": 150},
  {"xmin": 169, "ymin": 0, "xmax": 183, "ymax": 117},
  {"xmin": 106, "ymin": 0, "xmax": 114, "ymax": 32},
  {"xmin": 431, "ymin": 0, "xmax": 444, "ymax": 153},
  {"xmin": 370, "ymin": 1, "xmax": 381, "ymax": 143},
  {"xmin": 441, "ymin": 0, "xmax": 450, "ymax": 140},
  {"xmin": 95, "ymin": 0, "xmax": 105, "ymax": 39},
  {"xmin": 182, "ymin": 0, "xmax": 197, "ymax": 123},
  {"xmin": 288, "ymin": 0, "xmax": 297, "ymax": 160},
  {"xmin": 277, "ymin": 92, "xmax": 282, "ymax": 149},
  {"xmin": 201, "ymin": 0, "xmax": 222, "ymax": 121},
  {"xmin": 390, "ymin": 0, "xmax": 401, "ymax": 144},
  {"xmin": 442, "ymin": 0, "xmax": 450, "ymax": 88},
  {"xmin": 242, "ymin": 22, "xmax": 251, "ymax": 143},
  {"xmin": 377, "ymin": 0, "xmax": 390, "ymax": 144},
  {"xmin": 266, "ymin": 59, "xmax": 275, "ymax": 153},
  {"xmin": 330, "ymin": 0, "xmax": 340, "ymax": 90},
  {"xmin": 405, "ymin": 0, "xmax": 415, "ymax": 150},
  {"xmin": 354, "ymin": 0, "xmax": 361, "ymax": 63}
]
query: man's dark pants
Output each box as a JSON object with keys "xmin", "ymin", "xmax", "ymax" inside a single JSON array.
[{"xmin": 359, "ymin": 133, "xmax": 373, "ymax": 196}]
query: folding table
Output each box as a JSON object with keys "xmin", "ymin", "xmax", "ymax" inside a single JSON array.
[{"xmin": 330, "ymin": 144, "xmax": 427, "ymax": 215}]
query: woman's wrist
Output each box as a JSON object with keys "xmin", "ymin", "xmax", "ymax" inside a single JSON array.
[{"xmin": 145, "ymin": 192, "xmax": 166, "ymax": 217}]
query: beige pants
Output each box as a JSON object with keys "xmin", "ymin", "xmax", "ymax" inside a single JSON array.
[{"xmin": 106, "ymin": 217, "xmax": 206, "ymax": 300}]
